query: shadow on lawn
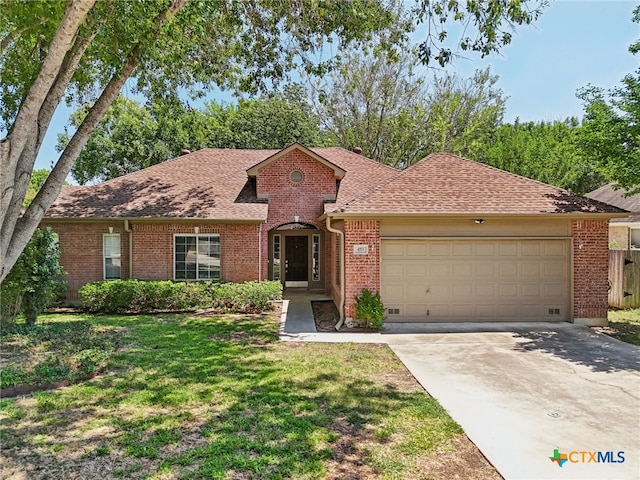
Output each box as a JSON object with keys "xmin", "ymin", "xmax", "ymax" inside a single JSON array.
[{"xmin": 2, "ymin": 314, "xmax": 431, "ymax": 479}]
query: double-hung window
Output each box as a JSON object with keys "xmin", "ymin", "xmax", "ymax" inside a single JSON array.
[
  {"xmin": 175, "ymin": 235, "xmax": 220, "ymax": 280},
  {"xmin": 103, "ymin": 234, "xmax": 121, "ymax": 280}
]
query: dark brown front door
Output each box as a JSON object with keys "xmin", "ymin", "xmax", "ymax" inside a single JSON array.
[{"xmin": 285, "ymin": 236, "xmax": 308, "ymax": 282}]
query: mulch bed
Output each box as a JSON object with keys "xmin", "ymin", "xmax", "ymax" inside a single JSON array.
[{"xmin": 311, "ymin": 300, "xmax": 379, "ymax": 333}]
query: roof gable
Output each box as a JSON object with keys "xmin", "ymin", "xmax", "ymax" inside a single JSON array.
[
  {"xmin": 331, "ymin": 153, "xmax": 627, "ymax": 216},
  {"xmin": 246, "ymin": 143, "xmax": 346, "ymax": 179}
]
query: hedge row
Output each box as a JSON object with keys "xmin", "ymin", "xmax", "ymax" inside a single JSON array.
[{"xmin": 78, "ymin": 280, "xmax": 283, "ymax": 314}]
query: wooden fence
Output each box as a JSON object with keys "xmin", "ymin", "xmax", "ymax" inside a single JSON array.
[{"xmin": 609, "ymin": 250, "xmax": 640, "ymax": 308}]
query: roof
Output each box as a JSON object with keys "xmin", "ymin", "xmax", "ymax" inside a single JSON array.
[
  {"xmin": 247, "ymin": 143, "xmax": 346, "ymax": 179},
  {"xmin": 45, "ymin": 146, "xmax": 397, "ymax": 220},
  {"xmin": 587, "ymin": 183, "xmax": 640, "ymax": 223},
  {"xmin": 329, "ymin": 153, "xmax": 627, "ymax": 216}
]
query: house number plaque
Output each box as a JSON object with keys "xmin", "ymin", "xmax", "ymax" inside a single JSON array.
[{"xmin": 353, "ymin": 244, "xmax": 369, "ymax": 255}]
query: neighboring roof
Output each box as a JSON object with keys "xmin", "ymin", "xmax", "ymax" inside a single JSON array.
[
  {"xmin": 247, "ymin": 143, "xmax": 346, "ymax": 179},
  {"xmin": 46, "ymin": 146, "xmax": 397, "ymax": 220},
  {"xmin": 329, "ymin": 153, "xmax": 628, "ymax": 216},
  {"xmin": 587, "ymin": 183, "xmax": 640, "ymax": 223}
]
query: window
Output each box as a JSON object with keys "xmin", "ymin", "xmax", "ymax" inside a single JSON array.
[
  {"xmin": 631, "ymin": 228, "xmax": 640, "ymax": 250},
  {"xmin": 175, "ymin": 235, "xmax": 220, "ymax": 280},
  {"xmin": 273, "ymin": 234, "xmax": 281, "ymax": 281},
  {"xmin": 103, "ymin": 234, "xmax": 121, "ymax": 280},
  {"xmin": 312, "ymin": 234, "xmax": 320, "ymax": 281}
]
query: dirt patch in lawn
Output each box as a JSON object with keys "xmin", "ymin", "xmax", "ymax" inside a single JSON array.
[{"xmin": 312, "ymin": 300, "xmax": 378, "ymax": 333}]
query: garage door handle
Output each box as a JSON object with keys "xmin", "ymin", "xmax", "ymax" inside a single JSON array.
[{"xmin": 425, "ymin": 287, "xmax": 430, "ymax": 293}]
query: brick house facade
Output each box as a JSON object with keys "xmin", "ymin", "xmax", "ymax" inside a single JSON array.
[{"xmin": 43, "ymin": 144, "xmax": 626, "ymax": 326}]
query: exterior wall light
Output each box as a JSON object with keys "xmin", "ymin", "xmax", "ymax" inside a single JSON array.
[{"xmin": 474, "ymin": 219, "xmax": 485, "ymax": 224}]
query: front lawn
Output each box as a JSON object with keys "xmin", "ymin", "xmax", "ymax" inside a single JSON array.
[
  {"xmin": 604, "ymin": 309, "xmax": 640, "ymax": 345},
  {"xmin": 0, "ymin": 312, "xmax": 499, "ymax": 480}
]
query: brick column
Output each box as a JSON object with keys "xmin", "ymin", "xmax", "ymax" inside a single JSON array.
[
  {"xmin": 343, "ymin": 220, "xmax": 380, "ymax": 318},
  {"xmin": 572, "ymin": 219, "xmax": 609, "ymax": 326}
]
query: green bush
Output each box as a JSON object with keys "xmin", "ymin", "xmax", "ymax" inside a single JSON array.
[
  {"xmin": 79, "ymin": 280, "xmax": 282, "ymax": 314},
  {"xmin": 0, "ymin": 228, "xmax": 66, "ymax": 326},
  {"xmin": 354, "ymin": 288, "xmax": 386, "ymax": 330}
]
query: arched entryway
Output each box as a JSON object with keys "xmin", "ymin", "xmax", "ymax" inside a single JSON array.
[{"xmin": 269, "ymin": 222, "xmax": 323, "ymax": 289}]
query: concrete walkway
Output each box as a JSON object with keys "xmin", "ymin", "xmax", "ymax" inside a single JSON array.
[{"xmin": 280, "ymin": 294, "xmax": 640, "ymax": 480}]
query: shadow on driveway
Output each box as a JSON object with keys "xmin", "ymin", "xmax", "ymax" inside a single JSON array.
[{"xmin": 512, "ymin": 327, "xmax": 640, "ymax": 373}]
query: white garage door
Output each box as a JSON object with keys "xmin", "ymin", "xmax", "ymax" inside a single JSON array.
[{"xmin": 381, "ymin": 239, "xmax": 570, "ymax": 322}]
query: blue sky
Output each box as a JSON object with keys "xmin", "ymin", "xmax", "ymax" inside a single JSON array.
[{"xmin": 34, "ymin": 0, "xmax": 639, "ymax": 171}]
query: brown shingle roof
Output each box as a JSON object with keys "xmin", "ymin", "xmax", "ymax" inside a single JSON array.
[
  {"xmin": 330, "ymin": 153, "xmax": 627, "ymax": 215},
  {"xmin": 46, "ymin": 147, "xmax": 398, "ymax": 220}
]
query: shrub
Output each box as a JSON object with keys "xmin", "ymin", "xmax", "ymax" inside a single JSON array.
[
  {"xmin": 354, "ymin": 288, "xmax": 386, "ymax": 330},
  {"xmin": 0, "ymin": 228, "xmax": 66, "ymax": 326},
  {"xmin": 79, "ymin": 280, "xmax": 282, "ymax": 314}
]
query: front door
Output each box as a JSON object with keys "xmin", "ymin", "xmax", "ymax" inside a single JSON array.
[{"xmin": 285, "ymin": 236, "xmax": 308, "ymax": 284}]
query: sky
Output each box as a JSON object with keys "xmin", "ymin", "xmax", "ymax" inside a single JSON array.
[{"xmin": 33, "ymin": 0, "xmax": 640, "ymax": 171}]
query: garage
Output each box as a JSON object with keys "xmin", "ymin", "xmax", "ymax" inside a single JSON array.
[{"xmin": 381, "ymin": 238, "xmax": 570, "ymax": 322}]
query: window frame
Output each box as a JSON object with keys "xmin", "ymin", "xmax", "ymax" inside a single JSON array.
[
  {"xmin": 173, "ymin": 234, "xmax": 221, "ymax": 281},
  {"xmin": 103, "ymin": 233, "xmax": 121, "ymax": 280},
  {"xmin": 630, "ymin": 228, "xmax": 640, "ymax": 250}
]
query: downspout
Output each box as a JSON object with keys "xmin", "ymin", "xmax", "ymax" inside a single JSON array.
[
  {"xmin": 258, "ymin": 222, "xmax": 263, "ymax": 281},
  {"xmin": 124, "ymin": 220, "xmax": 132, "ymax": 279},
  {"xmin": 325, "ymin": 216, "xmax": 345, "ymax": 330}
]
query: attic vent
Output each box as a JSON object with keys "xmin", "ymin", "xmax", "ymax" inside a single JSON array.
[{"xmin": 289, "ymin": 170, "xmax": 304, "ymax": 184}]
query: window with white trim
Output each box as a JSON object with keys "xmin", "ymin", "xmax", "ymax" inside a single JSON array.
[
  {"xmin": 175, "ymin": 235, "xmax": 220, "ymax": 280},
  {"xmin": 273, "ymin": 234, "xmax": 281, "ymax": 281},
  {"xmin": 631, "ymin": 228, "xmax": 640, "ymax": 250},
  {"xmin": 103, "ymin": 234, "xmax": 121, "ymax": 280},
  {"xmin": 312, "ymin": 234, "xmax": 320, "ymax": 281}
]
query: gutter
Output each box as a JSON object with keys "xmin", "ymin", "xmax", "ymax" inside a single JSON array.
[{"xmin": 325, "ymin": 216, "xmax": 345, "ymax": 330}]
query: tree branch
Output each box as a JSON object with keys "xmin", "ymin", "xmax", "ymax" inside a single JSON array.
[{"xmin": 2, "ymin": 0, "xmax": 189, "ymax": 281}]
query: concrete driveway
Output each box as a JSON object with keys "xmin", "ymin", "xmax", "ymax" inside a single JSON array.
[{"xmin": 384, "ymin": 323, "xmax": 640, "ymax": 480}]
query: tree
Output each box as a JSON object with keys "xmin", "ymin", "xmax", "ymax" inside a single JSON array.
[
  {"xmin": 0, "ymin": 227, "xmax": 65, "ymax": 325},
  {"xmin": 0, "ymin": 0, "xmax": 402, "ymax": 281},
  {"xmin": 476, "ymin": 119, "xmax": 604, "ymax": 194},
  {"xmin": 575, "ymin": 6, "xmax": 640, "ymax": 194},
  {"xmin": 313, "ymin": 47, "xmax": 429, "ymax": 168},
  {"xmin": 64, "ymin": 86, "xmax": 329, "ymax": 184},
  {"xmin": 0, "ymin": 0, "xmax": 547, "ymax": 282},
  {"xmin": 23, "ymin": 168, "xmax": 50, "ymax": 207},
  {"xmin": 423, "ymin": 67, "xmax": 505, "ymax": 158},
  {"xmin": 315, "ymin": 52, "xmax": 505, "ymax": 168}
]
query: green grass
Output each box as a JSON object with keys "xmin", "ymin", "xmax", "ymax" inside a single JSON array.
[
  {"xmin": 0, "ymin": 313, "xmax": 463, "ymax": 479},
  {"xmin": 607, "ymin": 309, "xmax": 640, "ymax": 345},
  {"xmin": 0, "ymin": 315, "xmax": 123, "ymax": 388}
]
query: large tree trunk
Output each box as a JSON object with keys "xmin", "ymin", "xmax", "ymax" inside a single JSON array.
[{"xmin": 0, "ymin": 0, "xmax": 188, "ymax": 283}]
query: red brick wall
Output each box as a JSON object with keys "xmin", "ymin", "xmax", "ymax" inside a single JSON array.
[
  {"xmin": 343, "ymin": 220, "xmax": 380, "ymax": 318},
  {"xmin": 257, "ymin": 151, "xmax": 337, "ymax": 289},
  {"xmin": 42, "ymin": 222, "xmax": 130, "ymax": 301},
  {"xmin": 572, "ymin": 219, "xmax": 609, "ymax": 320},
  {"xmin": 42, "ymin": 221, "xmax": 259, "ymax": 300}
]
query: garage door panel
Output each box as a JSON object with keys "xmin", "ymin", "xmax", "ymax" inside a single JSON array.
[
  {"xmin": 428, "ymin": 263, "xmax": 451, "ymax": 277},
  {"xmin": 429, "ymin": 243, "xmax": 452, "ymax": 256},
  {"xmin": 453, "ymin": 264, "xmax": 472, "ymax": 277},
  {"xmin": 382, "ymin": 263, "xmax": 405, "ymax": 277},
  {"xmin": 406, "ymin": 243, "xmax": 428, "ymax": 256},
  {"xmin": 406, "ymin": 264, "xmax": 427, "ymax": 276},
  {"xmin": 382, "ymin": 239, "xmax": 569, "ymax": 322},
  {"xmin": 382, "ymin": 243, "xmax": 405, "ymax": 256},
  {"xmin": 453, "ymin": 243, "xmax": 473, "ymax": 256}
]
